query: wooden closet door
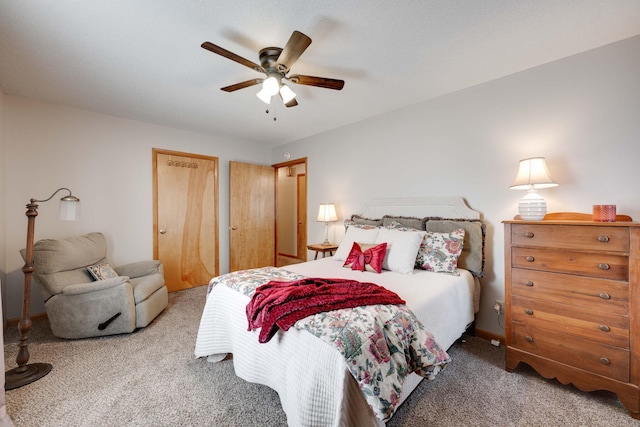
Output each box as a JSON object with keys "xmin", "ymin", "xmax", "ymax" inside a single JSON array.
[
  {"xmin": 153, "ymin": 149, "xmax": 219, "ymax": 291},
  {"xmin": 229, "ymin": 161, "xmax": 275, "ymax": 271}
]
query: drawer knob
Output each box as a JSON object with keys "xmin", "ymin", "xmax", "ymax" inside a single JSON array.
[
  {"xmin": 599, "ymin": 325, "xmax": 611, "ymax": 333},
  {"xmin": 599, "ymin": 292, "xmax": 611, "ymax": 300},
  {"xmin": 524, "ymin": 281, "xmax": 534, "ymax": 287},
  {"xmin": 525, "ymin": 336, "xmax": 534, "ymax": 343},
  {"xmin": 525, "ymin": 309, "xmax": 534, "ymax": 315},
  {"xmin": 525, "ymin": 256, "xmax": 535, "ymax": 262},
  {"xmin": 524, "ymin": 232, "xmax": 535, "ymax": 238},
  {"xmin": 598, "ymin": 235, "xmax": 610, "ymax": 243},
  {"xmin": 598, "ymin": 263, "xmax": 610, "ymax": 270},
  {"xmin": 599, "ymin": 357, "xmax": 610, "ymax": 365}
]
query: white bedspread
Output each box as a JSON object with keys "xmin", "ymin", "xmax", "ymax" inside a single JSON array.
[{"xmin": 194, "ymin": 257, "xmax": 476, "ymax": 426}]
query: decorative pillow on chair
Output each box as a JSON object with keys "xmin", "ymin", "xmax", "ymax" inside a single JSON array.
[
  {"xmin": 87, "ymin": 261, "xmax": 119, "ymax": 280},
  {"xmin": 343, "ymin": 242, "xmax": 387, "ymax": 273},
  {"xmin": 416, "ymin": 228, "xmax": 465, "ymax": 274}
]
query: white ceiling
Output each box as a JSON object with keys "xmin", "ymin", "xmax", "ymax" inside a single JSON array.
[{"xmin": 1, "ymin": 1, "xmax": 639, "ymax": 147}]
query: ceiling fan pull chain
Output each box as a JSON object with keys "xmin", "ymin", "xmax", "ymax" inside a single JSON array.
[{"xmin": 264, "ymin": 107, "xmax": 277, "ymax": 122}]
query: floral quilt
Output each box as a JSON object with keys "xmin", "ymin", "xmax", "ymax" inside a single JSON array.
[{"xmin": 207, "ymin": 267, "xmax": 451, "ymax": 422}]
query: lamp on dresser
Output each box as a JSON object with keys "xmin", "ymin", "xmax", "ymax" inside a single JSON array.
[
  {"xmin": 509, "ymin": 157, "xmax": 558, "ymax": 220},
  {"xmin": 316, "ymin": 203, "xmax": 338, "ymax": 245},
  {"xmin": 5, "ymin": 187, "xmax": 80, "ymax": 390}
]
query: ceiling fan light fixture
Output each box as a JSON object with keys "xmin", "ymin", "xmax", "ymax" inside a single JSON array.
[
  {"xmin": 279, "ymin": 84, "xmax": 296, "ymax": 103},
  {"xmin": 256, "ymin": 87, "xmax": 272, "ymax": 104},
  {"xmin": 262, "ymin": 75, "xmax": 280, "ymax": 96}
]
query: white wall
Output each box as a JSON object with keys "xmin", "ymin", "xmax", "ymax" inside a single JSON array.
[
  {"xmin": 272, "ymin": 35, "xmax": 640, "ymax": 337},
  {"xmin": 2, "ymin": 98, "xmax": 271, "ymax": 319}
]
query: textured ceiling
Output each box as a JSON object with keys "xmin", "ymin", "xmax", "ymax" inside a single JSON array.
[{"xmin": 1, "ymin": 1, "xmax": 639, "ymax": 146}]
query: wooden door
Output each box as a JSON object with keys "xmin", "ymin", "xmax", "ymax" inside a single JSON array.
[
  {"xmin": 296, "ymin": 173, "xmax": 307, "ymax": 260},
  {"xmin": 229, "ymin": 161, "xmax": 275, "ymax": 271},
  {"xmin": 153, "ymin": 149, "xmax": 219, "ymax": 291}
]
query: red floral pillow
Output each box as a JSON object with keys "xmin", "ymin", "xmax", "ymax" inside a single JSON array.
[{"xmin": 343, "ymin": 242, "xmax": 387, "ymax": 273}]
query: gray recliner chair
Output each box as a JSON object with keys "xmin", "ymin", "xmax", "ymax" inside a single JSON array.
[{"xmin": 28, "ymin": 232, "xmax": 169, "ymax": 339}]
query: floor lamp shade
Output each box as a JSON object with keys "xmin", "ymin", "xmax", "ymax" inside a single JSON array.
[
  {"xmin": 509, "ymin": 157, "xmax": 558, "ymax": 221},
  {"xmin": 60, "ymin": 196, "xmax": 80, "ymax": 221},
  {"xmin": 317, "ymin": 203, "xmax": 338, "ymax": 245}
]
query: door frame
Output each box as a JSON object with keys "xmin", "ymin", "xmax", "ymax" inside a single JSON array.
[
  {"xmin": 273, "ymin": 157, "xmax": 308, "ymax": 262},
  {"xmin": 296, "ymin": 172, "xmax": 307, "ymax": 260}
]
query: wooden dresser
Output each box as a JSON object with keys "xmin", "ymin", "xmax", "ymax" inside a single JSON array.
[{"xmin": 504, "ymin": 219, "xmax": 640, "ymax": 418}]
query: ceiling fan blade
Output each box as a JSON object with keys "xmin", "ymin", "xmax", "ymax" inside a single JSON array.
[
  {"xmin": 289, "ymin": 74, "xmax": 345, "ymax": 90},
  {"xmin": 276, "ymin": 31, "xmax": 312, "ymax": 72},
  {"xmin": 221, "ymin": 79, "xmax": 262, "ymax": 92},
  {"xmin": 201, "ymin": 41, "xmax": 265, "ymax": 73}
]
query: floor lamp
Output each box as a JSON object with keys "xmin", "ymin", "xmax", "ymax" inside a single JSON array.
[{"xmin": 5, "ymin": 188, "xmax": 80, "ymax": 390}]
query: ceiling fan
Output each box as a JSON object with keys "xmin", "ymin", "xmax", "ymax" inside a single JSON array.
[{"xmin": 201, "ymin": 30, "xmax": 344, "ymax": 107}]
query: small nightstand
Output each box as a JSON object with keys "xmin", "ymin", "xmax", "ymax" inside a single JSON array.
[{"xmin": 307, "ymin": 243, "xmax": 338, "ymax": 260}]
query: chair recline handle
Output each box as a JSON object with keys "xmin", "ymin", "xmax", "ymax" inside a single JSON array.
[{"xmin": 98, "ymin": 312, "xmax": 122, "ymax": 330}]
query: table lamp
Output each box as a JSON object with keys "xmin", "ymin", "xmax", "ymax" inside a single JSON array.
[
  {"xmin": 317, "ymin": 203, "xmax": 338, "ymax": 245},
  {"xmin": 509, "ymin": 157, "xmax": 558, "ymax": 221}
]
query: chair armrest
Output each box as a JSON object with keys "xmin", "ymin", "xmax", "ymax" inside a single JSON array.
[
  {"xmin": 114, "ymin": 260, "xmax": 162, "ymax": 279},
  {"xmin": 62, "ymin": 276, "xmax": 129, "ymax": 296}
]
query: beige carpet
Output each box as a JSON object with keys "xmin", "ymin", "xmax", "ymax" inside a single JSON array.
[{"xmin": 4, "ymin": 286, "xmax": 637, "ymax": 426}]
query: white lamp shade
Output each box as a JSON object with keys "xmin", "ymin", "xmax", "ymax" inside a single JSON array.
[
  {"xmin": 262, "ymin": 76, "xmax": 280, "ymax": 96},
  {"xmin": 279, "ymin": 84, "xmax": 296, "ymax": 103},
  {"xmin": 59, "ymin": 198, "xmax": 80, "ymax": 221},
  {"xmin": 256, "ymin": 87, "xmax": 272, "ymax": 104},
  {"xmin": 317, "ymin": 203, "xmax": 338, "ymax": 222},
  {"xmin": 509, "ymin": 157, "xmax": 558, "ymax": 190}
]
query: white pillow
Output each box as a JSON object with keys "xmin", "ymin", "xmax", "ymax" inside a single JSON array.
[
  {"xmin": 375, "ymin": 227, "xmax": 426, "ymax": 274},
  {"xmin": 333, "ymin": 226, "xmax": 380, "ymax": 261}
]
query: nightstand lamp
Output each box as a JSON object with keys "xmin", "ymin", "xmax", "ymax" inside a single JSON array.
[
  {"xmin": 317, "ymin": 203, "xmax": 338, "ymax": 245},
  {"xmin": 509, "ymin": 157, "xmax": 558, "ymax": 221}
]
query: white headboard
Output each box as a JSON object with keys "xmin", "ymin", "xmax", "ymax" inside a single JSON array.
[{"xmin": 359, "ymin": 197, "xmax": 480, "ymax": 220}]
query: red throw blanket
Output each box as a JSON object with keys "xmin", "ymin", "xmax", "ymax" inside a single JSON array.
[{"xmin": 246, "ymin": 277, "xmax": 406, "ymax": 343}]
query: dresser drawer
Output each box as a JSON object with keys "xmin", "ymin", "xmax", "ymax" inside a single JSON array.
[
  {"xmin": 511, "ymin": 269, "xmax": 629, "ymax": 315},
  {"xmin": 511, "ymin": 247, "xmax": 628, "ymax": 280},
  {"xmin": 511, "ymin": 224, "xmax": 629, "ymax": 252},
  {"xmin": 511, "ymin": 322, "xmax": 630, "ymax": 382},
  {"xmin": 511, "ymin": 295, "xmax": 629, "ymax": 348}
]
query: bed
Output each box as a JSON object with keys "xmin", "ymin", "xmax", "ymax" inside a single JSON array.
[{"xmin": 195, "ymin": 197, "xmax": 485, "ymax": 426}]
